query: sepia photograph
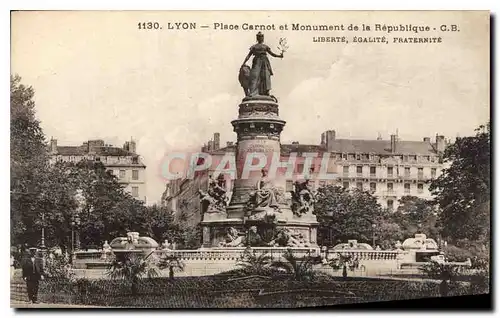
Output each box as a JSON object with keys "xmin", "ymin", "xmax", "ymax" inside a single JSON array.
[{"xmin": 9, "ymin": 10, "xmax": 491, "ymax": 309}]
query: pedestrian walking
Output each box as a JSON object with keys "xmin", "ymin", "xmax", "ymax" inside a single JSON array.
[{"xmin": 22, "ymin": 247, "xmax": 45, "ymax": 304}]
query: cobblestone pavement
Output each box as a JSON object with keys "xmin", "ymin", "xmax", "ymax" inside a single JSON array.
[{"xmin": 11, "ymin": 300, "xmax": 108, "ymax": 308}]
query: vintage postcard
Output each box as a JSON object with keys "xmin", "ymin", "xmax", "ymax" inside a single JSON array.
[{"xmin": 10, "ymin": 10, "xmax": 490, "ymax": 309}]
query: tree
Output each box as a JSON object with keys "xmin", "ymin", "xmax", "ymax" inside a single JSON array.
[
  {"xmin": 315, "ymin": 186, "xmax": 384, "ymax": 246},
  {"xmin": 106, "ymin": 252, "xmax": 158, "ymax": 295},
  {"xmin": 10, "ymin": 74, "xmax": 50, "ymax": 246},
  {"xmin": 141, "ymin": 204, "xmax": 179, "ymax": 244},
  {"xmin": 71, "ymin": 160, "xmax": 148, "ymax": 248},
  {"xmin": 430, "ymin": 123, "xmax": 490, "ymax": 243},
  {"xmin": 393, "ymin": 196, "xmax": 440, "ymax": 240}
]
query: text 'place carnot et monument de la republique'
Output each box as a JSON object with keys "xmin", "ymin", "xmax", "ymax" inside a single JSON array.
[{"xmin": 199, "ymin": 32, "xmax": 319, "ymax": 249}]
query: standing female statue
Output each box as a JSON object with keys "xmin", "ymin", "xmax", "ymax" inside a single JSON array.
[{"xmin": 240, "ymin": 32, "xmax": 284, "ymax": 97}]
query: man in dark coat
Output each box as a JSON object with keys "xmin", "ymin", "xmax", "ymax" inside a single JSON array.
[{"xmin": 22, "ymin": 248, "xmax": 45, "ymax": 304}]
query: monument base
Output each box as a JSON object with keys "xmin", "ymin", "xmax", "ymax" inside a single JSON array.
[{"xmin": 200, "ymin": 218, "xmax": 318, "ymax": 249}]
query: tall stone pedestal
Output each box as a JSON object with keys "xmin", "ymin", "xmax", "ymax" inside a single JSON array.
[{"xmin": 201, "ymin": 95, "xmax": 318, "ymax": 248}]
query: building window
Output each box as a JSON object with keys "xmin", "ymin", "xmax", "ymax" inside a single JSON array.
[
  {"xmin": 431, "ymin": 168, "xmax": 437, "ymax": 178},
  {"xmin": 132, "ymin": 170, "xmax": 139, "ymax": 180},
  {"xmin": 403, "ymin": 155, "xmax": 409, "ymax": 162},
  {"xmin": 356, "ymin": 153, "xmax": 361, "ymax": 160},
  {"xmin": 342, "ymin": 153, "xmax": 347, "ymax": 160},
  {"xmin": 387, "ymin": 183, "xmax": 394, "ymax": 192},
  {"xmin": 343, "ymin": 166, "xmax": 349, "ymax": 175},
  {"xmin": 356, "ymin": 166, "xmax": 363, "ymax": 175},
  {"xmin": 296, "ymin": 163, "xmax": 304, "ymax": 174},
  {"xmin": 404, "ymin": 183, "xmax": 411, "ymax": 193},
  {"xmin": 370, "ymin": 166, "xmax": 376, "ymax": 176},
  {"xmin": 411, "ymin": 155, "xmax": 417, "ymax": 161},
  {"xmin": 132, "ymin": 157, "xmax": 139, "ymax": 164},
  {"xmin": 418, "ymin": 168, "xmax": 423, "ymax": 179},
  {"xmin": 425, "ymin": 156, "xmax": 430, "ymax": 161},
  {"xmin": 387, "ymin": 166, "xmax": 393, "ymax": 177},
  {"xmin": 417, "ymin": 183, "xmax": 424, "ymax": 193},
  {"xmin": 370, "ymin": 182, "xmax": 376, "ymax": 192},
  {"xmin": 342, "ymin": 181, "xmax": 349, "ymax": 189},
  {"xmin": 95, "ymin": 156, "xmax": 101, "ymax": 162},
  {"xmin": 364, "ymin": 154, "xmax": 370, "ymax": 160},
  {"xmin": 286, "ymin": 180, "xmax": 294, "ymax": 192},
  {"xmin": 387, "ymin": 200, "xmax": 394, "ymax": 211},
  {"xmin": 132, "ymin": 186, "xmax": 139, "ymax": 197},
  {"xmin": 356, "ymin": 182, "xmax": 363, "ymax": 190},
  {"xmin": 404, "ymin": 167, "xmax": 410, "ymax": 177},
  {"xmin": 119, "ymin": 170, "xmax": 126, "ymax": 179}
]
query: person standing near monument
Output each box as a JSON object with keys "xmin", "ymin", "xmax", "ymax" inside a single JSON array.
[{"xmin": 22, "ymin": 247, "xmax": 45, "ymax": 304}]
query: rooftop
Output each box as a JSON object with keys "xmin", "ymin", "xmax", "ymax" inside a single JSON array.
[
  {"xmin": 210, "ymin": 139, "xmax": 438, "ymax": 156},
  {"xmin": 55, "ymin": 146, "xmax": 135, "ymax": 157}
]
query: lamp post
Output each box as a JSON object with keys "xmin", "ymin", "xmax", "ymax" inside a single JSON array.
[
  {"xmin": 372, "ymin": 223, "xmax": 377, "ymax": 248},
  {"xmin": 71, "ymin": 215, "xmax": 81, "ymax": 252},
  {"xmin": 40, "ymin": 212, "xmax": 46, "ymax": 250},
  {"xmin": 39, "ymin": 193, "xmax": 46, "ymax": 251}
]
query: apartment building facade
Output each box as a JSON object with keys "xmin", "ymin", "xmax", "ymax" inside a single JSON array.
[
  {"xmin": 162, "ymin": 131, "xmax": 446, "ymax": 220},
  {"xmin": 48, "ymin": 138, "xmax": 147, "ymax": 202}
]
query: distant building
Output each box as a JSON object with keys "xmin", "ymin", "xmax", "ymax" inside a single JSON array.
[
  {"xmin": 320, "ymin": 130, "xmax": 447, "ymax": 211},
  {"xmin": 48, "ymin": 138, "xmax": 147, "ymax": 202},
  {"xmin": 162, "ymin": 131, "xmax": 447, "ymax": 224}
]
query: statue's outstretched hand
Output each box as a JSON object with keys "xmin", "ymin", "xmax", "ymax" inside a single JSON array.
[{"xmin": 279, "ymin": 53, "xmax": 284, "ymax": 58}]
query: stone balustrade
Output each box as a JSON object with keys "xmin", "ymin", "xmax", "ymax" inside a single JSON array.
[
  {"xmin": 325, "ymin": 249, "xmax": 400, "ymax": 261},
  {"xmin": 73, "ymin": 247, "xmax": 399, "ymax": 264}
]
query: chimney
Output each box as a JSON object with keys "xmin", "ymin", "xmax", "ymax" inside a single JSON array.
[
  {"xmin": 390, "ymin": 134, "xmax": 397, "ymax": 153},
  {"xmin": 213, "ymin": 133, "xmax": 220, "ymax": 150},
  {"xmin": 320, "ymin": 132, "xmax": 326, "ymax": 146},
  {"xmin": 423, "ymin": 137, "xmax": 430, "ymax": 143},
  {"xmin": 207, "ymin": 140, "xmax": 213, "ymax": 151},
  {"xmin": 436, "ymin": 135, "xmax": 445, "ymax": 152},
  {"xmin": 323, "ymin": 130, "xmax": 336, "ymax": 152},
  {"xmin": 50, "ymin": 138, "xmax": 58, "ymax": 154},
  {"xmin": 377, "ymin": 133, "xmax": 382, "ymax": 141},
  {"xmin": 88, "ymin": 140, "xmax": 104, "ymax": 153},
  {"xmin": 129, "ymin": 140, "xmax": 136, "ymax": 154}
]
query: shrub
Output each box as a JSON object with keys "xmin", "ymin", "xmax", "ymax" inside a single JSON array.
[
  {"xmin": 270, "ymin": 249, "xmax": 320, "ymax": 281},
  {"xmin": 106, "ymin": 252, "xmax": 159, "ymax": 295},
  {"xmin": 44, "ymin": 253, "xmax": 75, "ymax": 281},
  {"xmin": 158, "ymin": 254, "xmax": 185, "ymax": 279},
  {"xmin": 235, "ymin": 248, "xmax": 274, "ymax": 276}
]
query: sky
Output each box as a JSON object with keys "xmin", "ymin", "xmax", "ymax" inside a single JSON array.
[{"xmin": 11, "ymin": 11, "xmax": 490, "ymax": 204}]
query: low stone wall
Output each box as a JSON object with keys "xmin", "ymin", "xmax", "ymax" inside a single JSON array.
[{"xmin": 70, "ymin": 247, "xmax": 403, "ymax": 278}]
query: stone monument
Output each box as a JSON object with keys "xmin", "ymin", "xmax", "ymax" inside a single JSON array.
[{"xmin": 200, "ymin": 33, "xmax": 318, "ymax": 248}]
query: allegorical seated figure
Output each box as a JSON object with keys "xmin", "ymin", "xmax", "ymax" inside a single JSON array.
[
  {"xmin": 244, "ymin": 226, "xmax": 266, "ymax": 247},
  {"xmin": 199, "ymin": 175, "xmax": 227, "ymax": 214},
  {"xmin": 219, "ymin": 227, "xmax": 245, "ymax": 247},
  {"xmin": 246, "ymin": 169, "xmax": 282, "ymax": 222},
  {"xmin": 290, "ymin": 178, "xmax": 316, "ymax": 216},
  {"xmin": 268, "ymin": 228, "xmax": 307, "ymax": 247}
]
